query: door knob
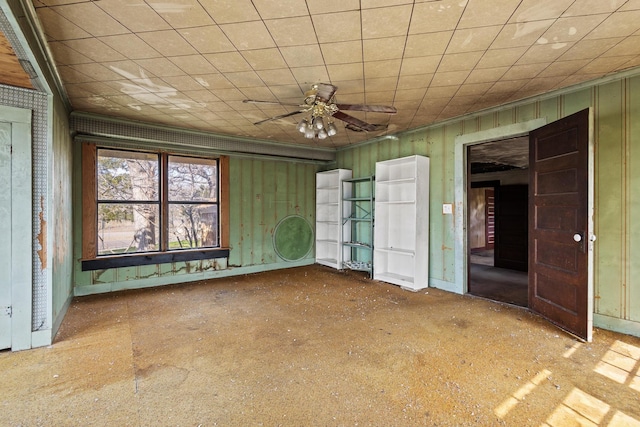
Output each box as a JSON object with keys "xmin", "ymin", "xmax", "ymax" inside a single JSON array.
[{"xmin": 573, "ymin": 233, "xmax": 582, "ymax": 242}]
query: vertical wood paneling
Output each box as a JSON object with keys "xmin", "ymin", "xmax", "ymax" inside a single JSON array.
[
  {"xmin": 629, "ymin": 76, "xmax": 640, "ymax": 322},
  {"xmin": 228, "ymin": 157, "xmax": 242, "ymax": 266},
  {"xmin": 595, "ymin": 82, "xmax": 624, "ymax": 318}
]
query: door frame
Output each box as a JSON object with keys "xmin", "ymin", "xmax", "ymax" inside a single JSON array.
[
  {"xmin": 0, "ymin": 105, "xmax": 32, "ymax": 351},
  {"xmin": 450, "ymin": 118, "xmax": 546, "ymax": 295}
]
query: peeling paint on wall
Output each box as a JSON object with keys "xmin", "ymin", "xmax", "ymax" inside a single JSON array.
[{"xmin": 37, "ymin": 194, "xmax": 47, "ymax": 270}]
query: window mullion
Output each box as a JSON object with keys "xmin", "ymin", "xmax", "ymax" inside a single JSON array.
[{"xmin": 161, "ymin": 153, "xmax": 169, "ymax": 252}]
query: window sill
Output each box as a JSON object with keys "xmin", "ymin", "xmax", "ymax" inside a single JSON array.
[{"xmin": 81, "ymin": 248, "xmax": 230, "ymax": 271}]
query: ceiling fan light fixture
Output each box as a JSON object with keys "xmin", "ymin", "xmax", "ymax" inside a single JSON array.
[
  {"xmin": 312, "ymin": 116, "xmax": 324, "ymax": 130},
  {"xmin": 304, "ymin": 127, "xmax": 315, "ymax": 139},
  {"xmin": 297, "ymin": 119, "xmax": 308, "ymax": 133},
  {"xmin": 327, "ymin": 122, "xmax": 337, "ymax": 136},
  {"xmin": 317, "ymin": 128, "xmax": 328, "ymax": 139}
]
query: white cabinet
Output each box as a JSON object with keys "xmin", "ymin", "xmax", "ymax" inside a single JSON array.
[
  {"xmin": 374, "ymin": 155, "xmax": 430, "ymax": 290},
  {"xmin": 315, "ymin": 169, "xmax": 352, "ymax": 269}
]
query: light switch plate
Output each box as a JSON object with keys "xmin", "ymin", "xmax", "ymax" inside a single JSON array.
[{"xmin": 442, "ymin": 203, "xmax": 453, "ymax": 214}]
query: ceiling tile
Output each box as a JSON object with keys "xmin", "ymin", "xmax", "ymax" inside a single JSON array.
[
  {"xmin": 179, "ymin": 26, "xmax": 236, "ymax": 54},
  {"xmin": 52, "ymin": 3, "xmax": 129, "ymax": 37},
  {"xmin": 426, "ymin": 85, "xmax": 458, "ymax": 99},
  {"xmin": 491, "ymin": 20, "xmax": 555, "ymax": 49},
  {"xmin": 476, "ymin": 47, "xmax": 527, "ymax": 69},
  {"xmin": 620, "ymin": 0, "xmax": 640, "ymax": 10},
  {"xmin": 364, "ymin": 59, "xmax": 402, "ymax": 79},
  {"xmin": 161, "ymin": 75, "xmax": 206, "ymax": 91},
  {"xmin": 330, "ymin": 80, "xmax": 365, "ymax": 95},
  {"xmin": 265, "ymin": 17, "xmax": 318, "ymax": 47},
  {"xmin": 409, "ymin": 0, "xmax": 465, "ymax": 34},
  {"xmin": 327, "ymin": 63, "xmax": 364, "ymax": 81},
  {"xmin": 148, "ymin": 0, "xmax": 214, "ymax": 29},
  {"xmin": 537, "ymin": 59, "xmax": 591, "ymax": 77},
  {"xmin": 466, "ymin": 67, "xmax": 509, "ymax": 84},
  {"xmin": 581, "ymin": 56, "xmax": 637, "ymax": 74},
  {"xmin": 106, "ymin": 60, "xmax": 159, "ymax": 81},
  {"xmin": 269, "ymin": 85, "xmax": 304, "ymax": 99},
  {"xmin": 585, "ymin": 10, "xmax": 640, "ymax": 39},
  {"xmin": 501, "ymin": 63, "xmax": 547, "ymax": 81},
  {"xmin": 364, "ymin": 76, "xmax": 397, "ymax": 92},
  {"xmin": 361, "ymin": 0, "xmax": 412, "ymax": 8},
  {"xmin": 563, "ymin": 0, "xmax": 627, "ymax": 16},
  {"xmin": 224, "ymin": 70, "xmax": 264, "ymax": 88},
  {"xmin": 290, "ymin": 66, "xmax": 330, "ymax": 85},
  {"xmin": 256, "ymin": 68, "xmax": 298, "ymax": 86},
  {"xmin": 66, "ymin": 81, "xmax": 122, "ymax": 98},
  {"xmin": 320, "ymin": 41, "xmax": 363, "ymax": 65},
  {"xmin": 394, "ymin": 87, "xmax": 427, "ymax": 101},
  {"xmin": 242, "ymin": 49, "xmax": 289, "ymax": 70},
  {"xmin": 460, "ymin": 0, "xmax": 520, "ymax": 28},
  {"xmin": 138, "ymin": 30, "xmax": 198, "ymax": 57},
  {"xmin": 437, "ymin": 51, "xmax": 483, "ymax": 72},
  {"xmin": 455, "ymin": 82, "xmax": 493, "ymax": 96},
  {"xmin": 540, "ymin": 15, "xmax": 607, "ymax": 44},
  {"xmin": 516, "ymin": 43, "xmax": 573, "ymax": 66},
  {"xmin": 135, "ymin": 58, "xmax": 186, "ymax": 77},
  {"xmin": 204, "ymin": 52, "xmax": 252, "ymax": 72},
  {"xmin": 604, "ymin": 36, "xmax": 640, "ymax": 57},
  {"xmin": 397, "ymin": 73, "xmax": 433, "ymax": 89},
  {"xmin": 312, "ymin": 11, "xmax": 362, "ymax": 43},
  {"xmin": 48, "ymin": 41, "xmax": 92, "ymax": 65},
  {"xmin": 307, "ymin": 0, "xmax": 360, "ymax": 14},
  {"xmin": 559, "ymin": 38, "xmax": 623, "ymax": 61},
  {"xmin": 239, "ymin": 86, "xmax": 280, "ymax": 102},
  {"xmin": 220, "ymin": 21, "xmax": 276, "ymax": 50},
  {"xmin": 99, "ymin": 34, "xmax": 160, "ymax": 60},
  {"xmin": 199, "ymin": 0, "xmax": 260, "ymax": 24},
  {"xmin": 362, "ymin": 5, "xmax": 412, "ymax": 39},
  {"xmin": 363, "ymin": 36, "xmax": 405, "ymax": 61},
  {"xmin": 510, "ymin": 0, "xmax": 575, "ymax": 23},
  {"xmin": 69, "ymin": 62, "xmax": 127, "ymax": 81},
  {"xmin": 280, "ymin": 45, "xmax": 325, "ymax": 67},
  {"xmin": 62, "ymin": 38, "xmax": 126, "ymax": 62},
  {"xmin": 169, "ymin": 55, "xmax": 218, "ymax": 75},
  {"xmin": 252, "ymin": 0, "xmax": 308, "ymax": 19},
  {"xmin": 405, "ymin": 32, "xmax": 453, "ymax": 57},
  {"xmin": 400, "ymin": 56, "xmax": 441, "ymax": 75},
  {"xmin": 35, "ymin": 8, "xmax": 91, "ymax": 40},
  {"xmin": 446, "ymin": 26, "xmax": 503, "ymax": 54},
  {"xmin": 183, "ymin": 90, "xmax": 221, "ymax": 103},
  {"xmin": 95, "ymin": 0, "xmax": 172, "ymax": 32},
  {"xmin": 191, "ymin": 73, "xmax": 233, "ymax": 89}
]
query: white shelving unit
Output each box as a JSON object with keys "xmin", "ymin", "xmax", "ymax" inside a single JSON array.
[
  {"xmin": 315, "ymin": 169, "xmax": 352, "ymax": 269},
  {"xmin": 374, "ymin": 155, "xmax": 430, "ymax": 291}
]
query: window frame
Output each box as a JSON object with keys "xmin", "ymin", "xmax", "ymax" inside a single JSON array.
[{"xmin": 81, "ymin": 142, "xmax": 230, "ymax": 271}]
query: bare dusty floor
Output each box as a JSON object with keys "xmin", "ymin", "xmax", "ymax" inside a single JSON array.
[{"xmin": 2, "ymin": 265, "xmax": 640, "ymax": 426}]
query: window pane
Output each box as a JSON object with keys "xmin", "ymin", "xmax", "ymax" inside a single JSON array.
[
  {"xmin": 98, "ymin": 203, "xmax": 160, "ymax": 255},
  {"xmin": 168, "ymin": 204, "xmax": 218, "ymax": 249},
  {"xmin": 168, "ymin": 156, "xmax": 217, "ymax": 202},
  {"xmin": 98, "ymin": 149, "xmax": 159, "ymax": 201}
]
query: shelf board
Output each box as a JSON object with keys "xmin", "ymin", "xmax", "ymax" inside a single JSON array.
[
  {"xmin": 343, "ymin": 241, "xmax": 372, "ymax": 249},
  {"xmin": 343, "ymin": 176, "xmax": 374, "ymax": 183},
  {"xmin": 376, "ymin": 177, "xmax": 416, "ymax": 185},
  {"xmin": 316, "ymin": 239, "xmax": 338, "ymax": 243},
  {"xmin": 376, "ymin": 247, "xmax": 415, "ymax": 256},
  {"xmin": 344, "ymin": 197, "xmax": 373, "ymax": 202},
  {"xmin": 374, "ymin": 271, "xmax": 413, "ymax": 284},
  {"xmin": 343, "ymin": 217, "xmax": 372, "ymax": 222},
  {"xmin": 316, "ymin": 220, "xmax": 339, "ymax": 225},
  {"xmin": 375, "ymin": 200, "xmax": 416, "ymax": 205}
]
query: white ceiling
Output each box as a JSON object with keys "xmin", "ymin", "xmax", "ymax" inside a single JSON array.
[{"xmin": 29, "ymin": 0, "xmax": 640, "ymax": 148}]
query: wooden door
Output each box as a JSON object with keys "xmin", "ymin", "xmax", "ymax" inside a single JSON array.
[{"xmin": 529, "ymin": 109, "xmax": 592, "ymax": 341}]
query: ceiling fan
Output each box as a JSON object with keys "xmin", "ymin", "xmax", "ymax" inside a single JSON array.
[{"xmin": 243, "ymin": 83, "xmax": 397, "ymax": 139}]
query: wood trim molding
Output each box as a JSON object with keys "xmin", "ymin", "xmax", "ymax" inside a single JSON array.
[
  {"xmin": 219, "ymin": 155, "xmax": 230, "ymax": 248},
  {"xmin": 81, "ymin": 142, "xmax": 97, "ymax": 259}
]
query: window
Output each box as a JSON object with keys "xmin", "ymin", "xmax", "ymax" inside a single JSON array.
[{"xmin": 82, "ymin": 143, "xmax": 229, "ymax": 270}]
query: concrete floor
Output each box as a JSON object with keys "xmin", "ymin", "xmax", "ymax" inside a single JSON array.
[{"xmin": 2, "ymin": 265, "xmax": 640, "ymax": 426}]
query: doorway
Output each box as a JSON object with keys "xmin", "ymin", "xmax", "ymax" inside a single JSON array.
[{"xmin": 467, "ymin": 138, "xmax": 529, "ymax": 307}]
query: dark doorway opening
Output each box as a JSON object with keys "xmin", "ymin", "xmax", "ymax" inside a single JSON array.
[{"xmin": 467, "ymin": 138, "xmax": 529, "ymax": 307}]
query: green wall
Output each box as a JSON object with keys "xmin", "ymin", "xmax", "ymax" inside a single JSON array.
[
  {"xmin": 336, "ymin": 73, "xmax": 640, "ymax": 337},
  {"xmin": 73, "ymin": 155, "xmax": 319, "ymax": 295}
]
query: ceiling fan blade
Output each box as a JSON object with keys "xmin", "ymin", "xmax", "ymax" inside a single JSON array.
[
  {"xmin": 254, "ymin": 110, "xmax": 304, "ymax": 125},
  {"xmin": 335, "ymin": 103, "xmax": 397, "ymax": 114},
  {"xmin": 332, "ymin": 111, "xmax": 386, "ymax": 132},
  {"xmin": 243, "ymin": 99, "xmax": 302, "ymax": 107},
  {"xmin": 314, "ymin": 83, "xmax": 338, "ymax": 103}
]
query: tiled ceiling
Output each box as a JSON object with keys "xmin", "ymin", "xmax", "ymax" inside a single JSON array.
[{"xmin": 28, "ymin": 0, "xmax": 640, "ymax": 147}]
